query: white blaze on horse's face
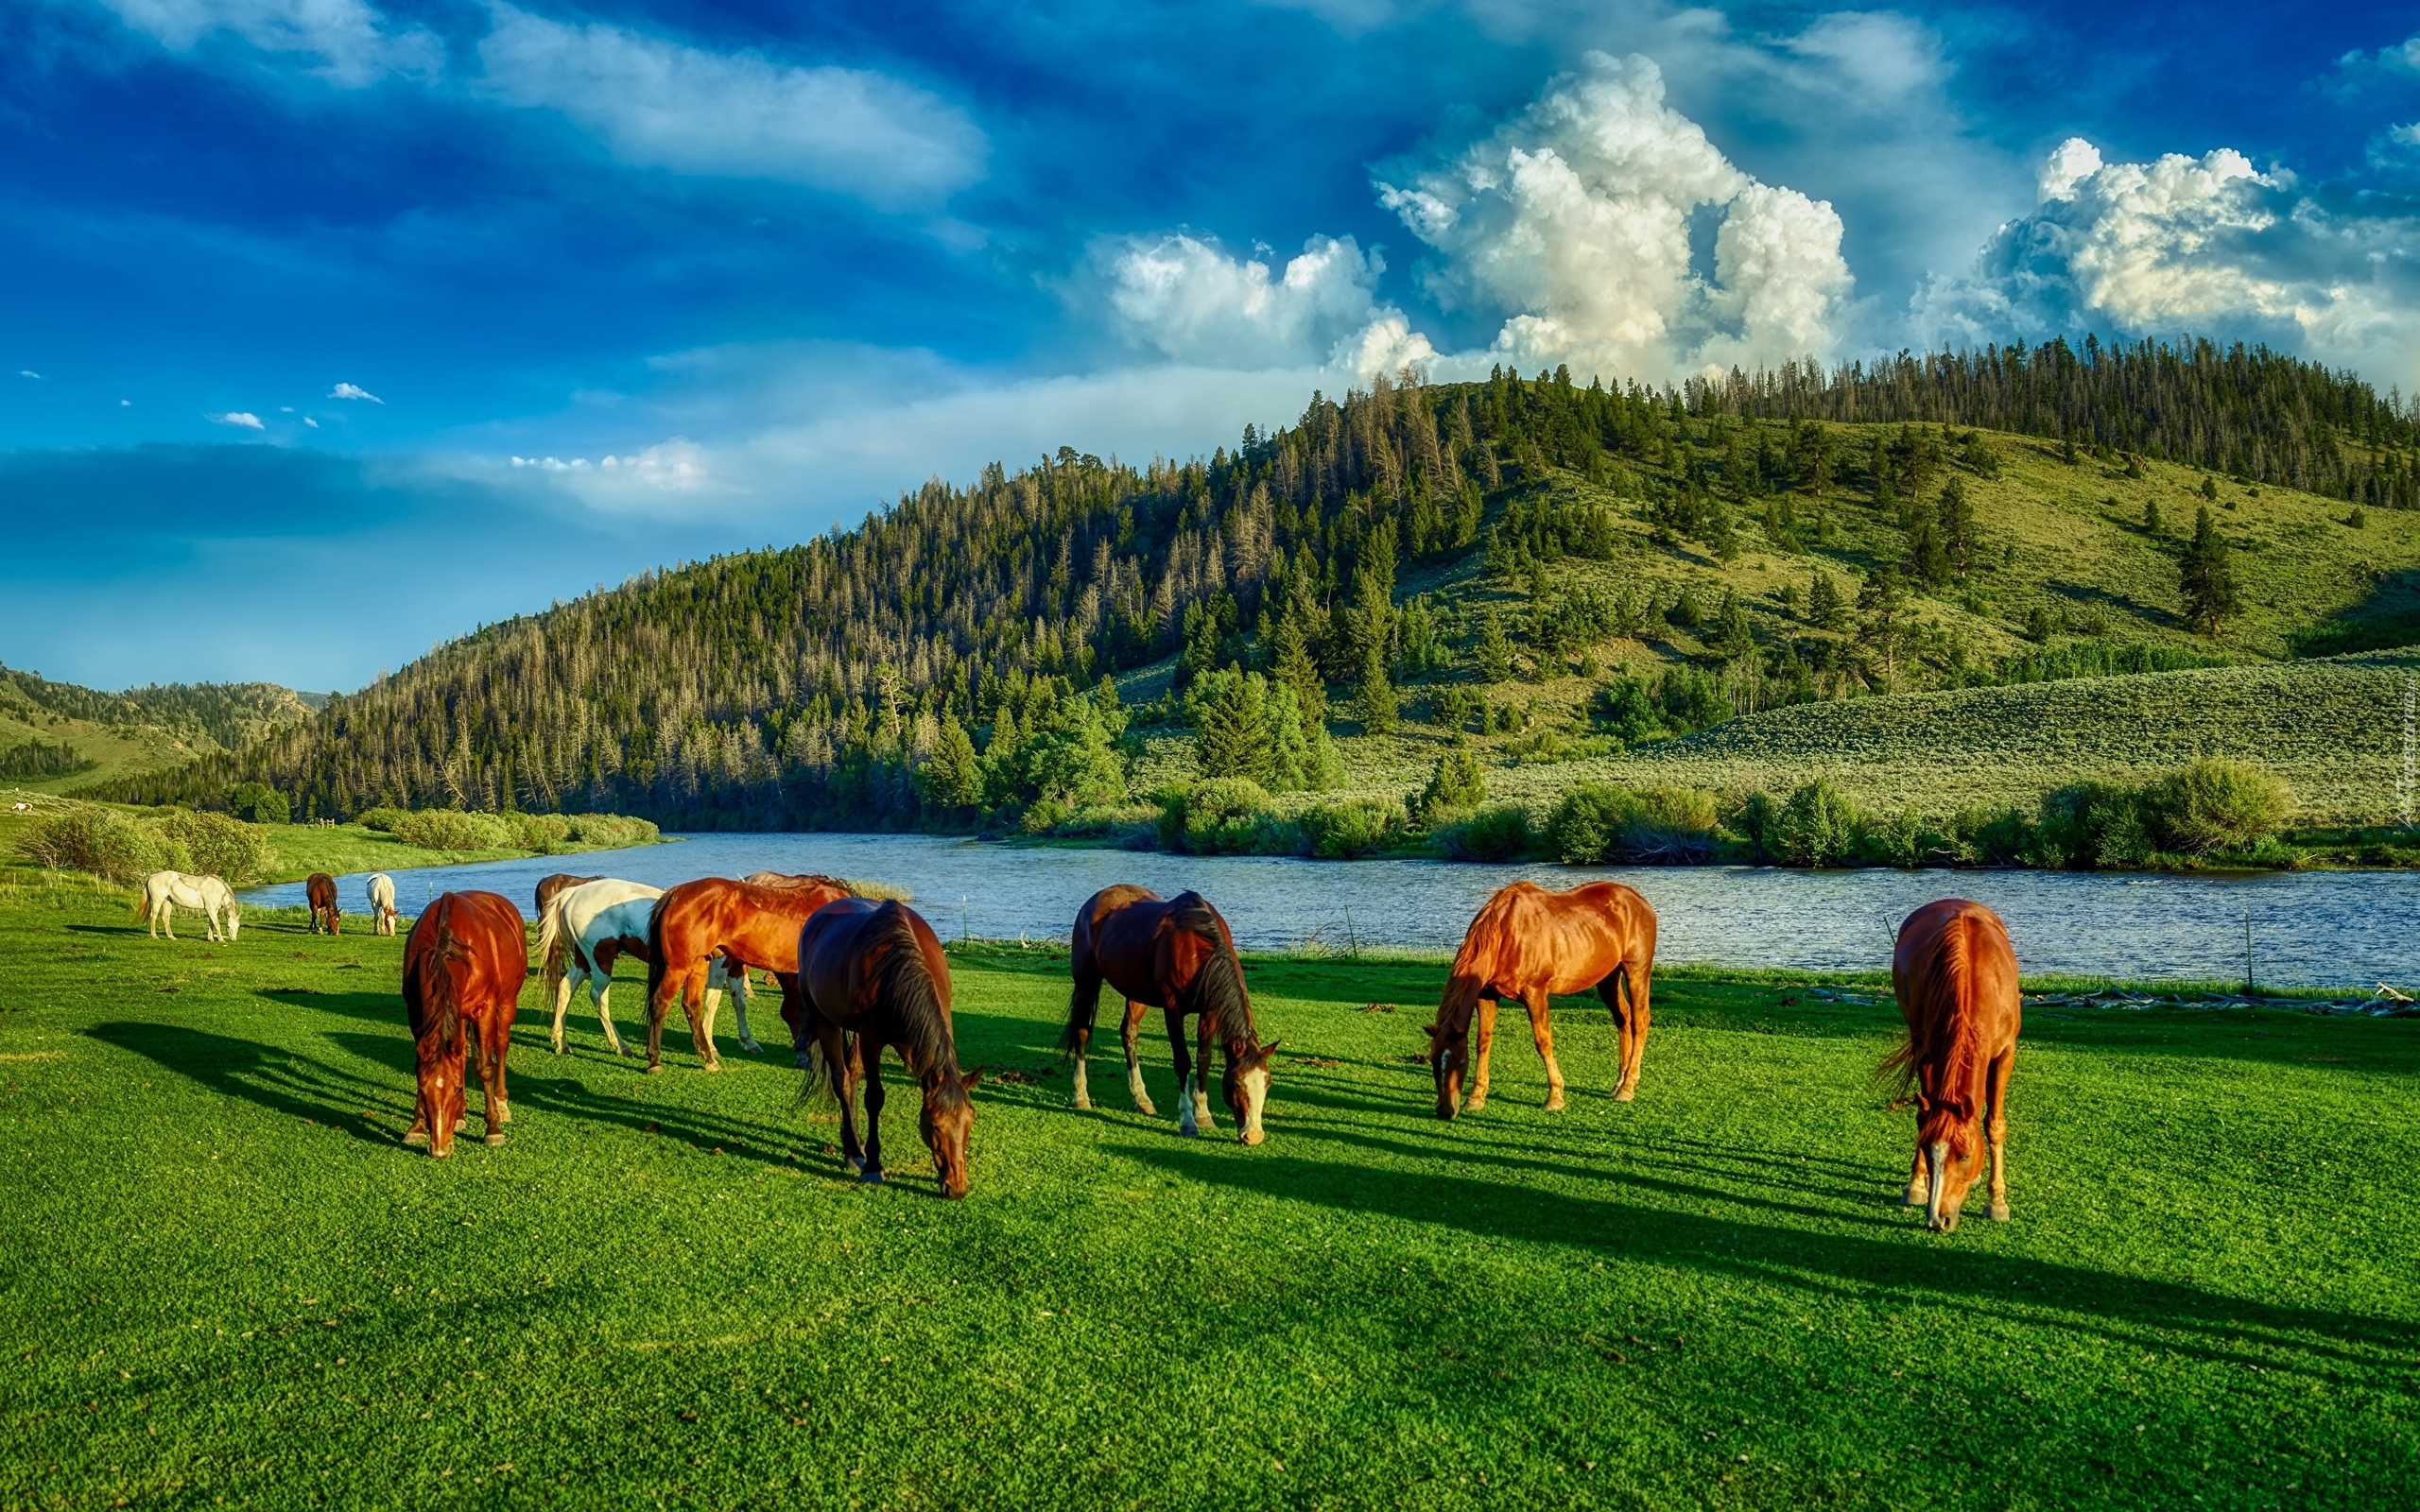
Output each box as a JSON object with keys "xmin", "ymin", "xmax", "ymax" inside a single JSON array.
[{"xmin": 1234, "ymin": 1063, "xmax": 1269, "ymax": 1145}]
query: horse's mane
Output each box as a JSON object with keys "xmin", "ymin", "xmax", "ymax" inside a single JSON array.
[
  {"xmin": 1171, "ymin": 893, "xmax": 1255, "ymax": 1049},
  {"xmin": 746, "ymin": 871, "xmax": 857, "ymax": 894},
  {"xmin": 865, "ymin": 902, "xmax": 961, "ymax": 1096},
  {"xmin": 1881, "ymin": 910, "xmax": 1986, "ymax": 1127},
  {"xmin": 405, "ymin": 904, "xmax": 469, "ymax": 1049}
]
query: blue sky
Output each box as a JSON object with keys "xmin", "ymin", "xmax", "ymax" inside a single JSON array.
[{"xmin": 5, "ymin": 0, "xmax": 2419, "ymax": 691}]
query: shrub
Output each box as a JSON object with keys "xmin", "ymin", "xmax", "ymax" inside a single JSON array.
[
  {"xmin": 1771, "ymin": 780, "xmax": 1860, "ymax": 868},
  {"xmin": 1414, "ymin": 746, "xmax": 1488, "ymax": 820},
  {"xmin": 390, "ymin": 809, "xmax": 513, "ymax": 851},
  {"xmin": 16, "ymin": 808, "xmax": 173, "ymax": 884},
  {"xmin": 564, "ymin": 814, "xmax": 660, "ymax": 849},
  {"xmin": 159, "ymin": 809, "xmax": 270, "ymax": 884},
  {"xmin": 1297, "ymin": 797, "xmax": 1405, "ymax": 859},
  {"xmin": 1546, "ymin": 784, "xmax": 1720, "ymax": 865},
  {"xmin": 2144, "ymin": 758, "xmax": 2291, "ymax": 854},
  {"xmin": 511, "ymin": 813, "xmax": 574, "ymax": 853},
  {"xmin": 1160, "ymin": 779, "xmax": 1288, "ymax": 855},
  {"xmin": 225, "ymin": 782, "xmax": 289, "ymax": 826},
  {"xmin": 2031, "ymin": 782, "xmax": 2153, "ymax": 869},
  {"xmin": 356, "ymin": 806, "xmax": 407, "ymax": 833},
  {"xmin": 1437, "ymin": 803, "xmax": 1533, "ymax": 862}
]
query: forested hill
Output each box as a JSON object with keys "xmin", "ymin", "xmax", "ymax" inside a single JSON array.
[{"xmin": 86, "ymin": 335, "xmax": 2420, "ymax": 829}]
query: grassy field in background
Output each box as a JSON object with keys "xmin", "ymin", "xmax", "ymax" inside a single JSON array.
[
  {"xmin": 0, "ymin": 710, "xmax": 216, "ymax": 796},
  {"xmin": 2, "ymin": 880, "xmax": 2414, "ymax": 1509}
]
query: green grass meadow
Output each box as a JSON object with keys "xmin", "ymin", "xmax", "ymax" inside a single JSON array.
[{"xmin": 3, "ymin": 882, "xmax": 2415, "ymax": 1509}]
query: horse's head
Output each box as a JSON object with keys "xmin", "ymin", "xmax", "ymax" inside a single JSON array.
[
  {"xmin": 223, "ymin": 902, "xmax": 242, "ymax": 941},
  {"xmin": 1424, "ymin": 1017, "xmax": 1471, "ymax": 1120},
  {"xmin": 920, "ymin": 1070, "xmax": 983, "ymax": 1199},
  {"xmin": 1916, "ymin": 1104, "xmax": 1983, "ymax": 1232},
  {"xmin": 1221, "ymin": 1039, "xmax": 1281, "ymax": 1145}
]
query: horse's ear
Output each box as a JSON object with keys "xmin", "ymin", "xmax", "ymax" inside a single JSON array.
[
  {"xmin": 959, "ymin": 1069, "xmax": 984, "ymax": 1094},
  {"xmin": 1258, "ymin": 1039, "xmax": 1283, "ymax": 1057}
]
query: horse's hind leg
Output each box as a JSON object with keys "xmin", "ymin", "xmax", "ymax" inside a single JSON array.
[
  {"xmin": 1985, "ymin": 1049, "xmax": 2014, "ymax": 1222},
  {"xmin": 683, "ymin": 967, "xmax": 720, "ymax": 1073},
  {"xmin": 475, "ymin": 1018, "xmax": 508, "ymax": 1145},
  {"xmin": 1465, "ymin": 999, "xmax": 1498, "ymax": 1112},
  {"xmin": 1524, "ymin": 989, "xmax": 1566, "ymax": 1111},
  {"xmin": 1120, "ymin": 999, "xmax": 1157, "ymax": 1116},
  {"xmin": 857, "ymin": 1045, "xmax": 888, "ymax": 1184}
]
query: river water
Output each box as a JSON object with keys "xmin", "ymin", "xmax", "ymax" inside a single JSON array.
[{"xmin": 238, "ymin": 833, "xmax": 2415, "ymax": 988}]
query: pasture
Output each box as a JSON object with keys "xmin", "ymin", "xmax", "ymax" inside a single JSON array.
[{"xmin": 2, "ymin": 881, "xmax": 2414, "ymax": 1509}]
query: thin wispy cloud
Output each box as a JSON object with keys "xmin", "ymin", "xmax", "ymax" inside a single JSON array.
[
  {"xmin": 95, "ymin": 0, "xmax": 441, "ymax": 87},
  {"xmin": 19, "ymin": 370, "xmax": 39, "ymax": 379}
]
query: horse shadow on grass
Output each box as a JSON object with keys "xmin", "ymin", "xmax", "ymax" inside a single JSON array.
[
  {"xmin": 1115, "ymin": 1139, "xmax": 2416, "ymax": 1383},
  {"xmin": 88, "ymin": 1022, "xmax": 410, "ymax": 1147}
]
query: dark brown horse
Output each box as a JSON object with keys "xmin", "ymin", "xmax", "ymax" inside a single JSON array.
[
  {"xmin": 533, "ymin": 872, "xmax": 601, "ymax": 919},
  {"xmin": 305, "ymin": 872, "xmax": 341, "ymax": 935},
  {"xmin": 795, "ymin": 898, "xmax": 981, "ymax": 1196},
  {"xmin": 1884, "ymin": 899, "xmax": 2021, "ymax": 1232},
  {"xmin": 1063, "ymin": 886, "xmax": 1279, "ymax": 1143},
  {"xmin": 401, "ymin": 890, "xmax": 527, "ymax": 1157},
  {"xmin": 643, "ymin": 875, "xmax": 855, "ymax": 1073},
  {"xmin": 1426, "ymin": 881, "xmax": 1656, "ymax": 1119}
]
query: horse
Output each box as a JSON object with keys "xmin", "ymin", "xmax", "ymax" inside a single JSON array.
[
  {"xmin": 136, "ymin": 870, "xmax": 241, "ymax": 942},
  {"xmin": 401, "ymin": 890, "xmax": 527, "ymax": 1158},
  {"xmin": 1062, "ymin": 886, "xmax": 1280, "ymax": 1143},
  {"xmin": 533, "ymin": 872, "xmax": 601, "ymax": 919},
  {"xmin": 305, "ymin": 872, "xmax": 341, "ymax": 935},
  {"xmin": 1426, "ymin": 880, "xmax": 1656, "ymax": 1120},
  {"xmin": 1883, "ymin": 899, "xmax": 2022, "ymax": 1233},
  {"xmin": 365, "ymin": 873, "xmax": 398, "ymax": 936},
  {"xmin": 643, "ymin": 875, "xmax": 856, "ymax": 1074},
  {"xmin": 534, "ymin": 878, "xmax": 757, "ymax": 1057},
  {"xmin": 794, "ymin": 898, "xmax": 982, "ymax": 1196}
]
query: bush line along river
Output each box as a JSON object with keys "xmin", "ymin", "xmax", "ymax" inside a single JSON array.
[{"xmin": 238, "ymin": 833, "xmax": 2420, "ymax": 988}]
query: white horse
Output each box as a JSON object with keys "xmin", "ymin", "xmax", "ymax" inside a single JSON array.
[
  {"xmin": 534, "ymin": 879, "xmax": 756, "ymax": 1058},
  {"xmin": 137, "ymin": 870, "xmax": 241, "ymax": 942},
  {"xmin": 365, "ymin": 873, "xmax": 398, "ymax": 936}
]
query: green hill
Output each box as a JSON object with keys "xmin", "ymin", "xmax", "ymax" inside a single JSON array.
[
  {"xmin": 0, "ymin": 666, "xmax": 317, "ymax": 794},
  {"xmin": 84, "ymin": 338, "xmax": 2420, "ymax": 835}
]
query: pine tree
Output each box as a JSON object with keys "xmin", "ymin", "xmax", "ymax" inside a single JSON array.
[
  {"xmin": 1709, "ymin": 591, "xmax": 1756, "ymax": 662},
  {"xmin": 1808, "ymin": 570, "xmax": 1843, "ymax": 630},
  {"xmin": 1476, "ymin": 610, "xmax": 1512, "ymax": 683},
  {"xmin": 916, "ymin": 713, "xmax": 985, "ymax": 812},
  {"xmin": 2180, "ymin": 505, "xmax": 2239, "ymax": 636},
  {"xmin": 1271, "ymin": 611, "xmax": 1326, "ymax": 735},
  {"xmin": 1936, "ymin": 477, "xmax": 1976, "ymax": 577},
  {"xmin": 1354, "ymin": 643, "xmax": 1398, "ymax": 734},
  {"xmin": 1192, "ymin": 669, "xmax": 1273, "ymax": 782},
  {"xmin": 1858, "ymin": 568, "xmax": 1910, "ymax": 689}
]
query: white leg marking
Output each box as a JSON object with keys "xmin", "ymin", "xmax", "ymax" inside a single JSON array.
[{"xmin": 1176, "ymin": 1074, "xmax": 1200, "ymax": 1137}]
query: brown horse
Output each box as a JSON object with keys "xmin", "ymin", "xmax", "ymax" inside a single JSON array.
[
  {"xmin": 642, "ymin": 875, "xmax": 855, "ymax": 1073},
  {"xmin": 401, "ymin": 890, "xmax": 527, "ymax": 1157},
  {"xmin": 1426, "ymin": 881, "xmax": 1656, "ymax": 1119},
  {"xmin": 1884, "ymin": 899, "xmax": 2021, "ymax": 1232},
  {"xmin": 533, "ymin": 872, "xmax": 601, "ymax": 919},
  {"xmin": 1063, "ymin": 886, "xmax": 1280, "ymax": 1143},
  {"xmin": 795, "ymin": 898, "xmax": 982, "ymax": 1196},
  {"xmin": 305, "ymin": 872, "xmax": 341, "ymax": 935}
]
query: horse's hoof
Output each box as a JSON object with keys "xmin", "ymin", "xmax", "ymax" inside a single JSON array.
[
  {"xmin": 646, "ymin": 1065, "xmax": 663, "ymax": 1076},
  {"xmin": 859, "ymin": 1168, "xmax": 885, "ymax": 1185},
  {"xmin": 1989, "ymin": 1201, "xmax": 2011, "ymax": 1223},
  {"xmin": 403, "ymin": 1129, "xmax": 428, "ymax": 1146},
  {"xmin": 1543, "ymin": 1095, "xmax": 1565, "ymax": 1112},
  {"xmin": 1177, "ymin": 1125, "xmax": 1200, "ymax": 1139},
  {"xmin": 1072, "ymin": 1096, "xmax": 1093, "ymax": 1111},
  {"xmin": 1134, "ymin": 1102, "xmax": 1157, "ymax": 1118},
  {"xmin": 452, "ymin": 1117, "xmax": 467, "ymax": 1132},
  {"xmin": 700, "ymin": 1062, "xmax": 720, "ymax": 1074},
  {"xmin": 484, "ymin": 1132, "xmax": 505, "ymax": 1147},
  {"xmin": 1464, "ymin": 1097, "xmax": 1487, "ymax": 1113},
  {"xmin": 1614, "ymin": 1088, "xmax": 1636, "ymax": 1103}
]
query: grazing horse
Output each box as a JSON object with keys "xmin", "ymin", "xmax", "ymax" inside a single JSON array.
[
  {"xmin": 305, "ymin": 872, "xmax": 341, "ymax": 935},
  {"xmin": 794, "ymin": 898, "xmax": 982, "ymax": 1196},
  {"xmin": 534, "ymin": 878, "xmax": 756, "ymax": 1057},
  {"xmin": 1063, "ymin": 886, "xmax": 1280, "ymax": 1143},
  {"xmin": 1426, "ymin": 881, "xmax": 1656, "ymax": 1119},
  {"xmin": 1884, "ymin": 899, "xmax": 2022, "ymax": 1233},
  {"xmin": 401, "ymin": 891, "xmax": 527, "ymax": 1157},
  {"xmin": 533, "ymin": 872, "xmax": 601, "ymax": 919},
  {"xmin": 136, "ymin": 870, "xmax": 241, "ymax": 942},
  {"xmin": 643, "ymin": 876, "xmax": 856, "ymax": 1074},
  {"xmin": 365, "ymin": 873, "xmax": 398, "ymax": 936}
]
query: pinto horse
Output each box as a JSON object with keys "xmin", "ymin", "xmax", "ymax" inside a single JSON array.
[
  {"xmin": 365, "ymin": 872, "xmax": 399, "ymax": 936},
  {"xmin": 305, "ymin": 872, "xmax": 342, "ymax": 935},
  {"xmin": 643, "ymin": 875, "xmax": 855, "ymax": 1074},
  {"xmin": 1883, "ymin": 899, "xmax": 2021, "ymax": 1232},
  {"xmin": 401, "ymin": 890, "xmax": 527, "ymax": 1157},
  {"xmin": 1063, "ymin": 886, "xmax": 1279, "ymax": 1143},
  {"xmin": 1426, "ymin": 881, "xmax": 1656, "ymax": 1119},
  {"xmin": 795, "ymin": 899, "xmax": 982, "ymax": 1196},
  {"xmin": 535, "ymin": 878, "xmax": 756, "ymax": 1057},
  {"xmin": 533, "ymin": 872, "xmax": 601, "ymax": 919}
]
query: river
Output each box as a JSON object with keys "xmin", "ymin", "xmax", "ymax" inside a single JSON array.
[{"xmin": 237, "ymin": 833, "xmax": 2416, "ymax": 988}]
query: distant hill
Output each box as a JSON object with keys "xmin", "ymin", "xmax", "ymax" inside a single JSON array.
[
  {"xmin": 0, "ymin": 665, "xmax": 317, "ymax": 794},
  {"xmin": 88, "ymin": 335, "xmax": 2420, "ymax": 828}
]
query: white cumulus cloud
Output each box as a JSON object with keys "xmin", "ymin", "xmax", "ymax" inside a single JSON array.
[
  {"xmin": 329, "ymin": 381, "xmax": 383, "ymax": 403},
  {"xmin": 1374, "ymin": 51, "xmax": 1852, "ymax": 383},
  {"xmin": 96, "ymin": 0, "xmax": 440, "ymax": 86},
  {"xmin": 1094, "ymin": 232, "xmax": 1411, "ymax": 372},
  {"xmin": 209, "ymin": 411, "xmax": 267, "ymax": 429},
  {"xmin": 476, "ymin": 5, "xmax": 986, "ymax": 207},
  {"xmin": 1921, "ymin": 135, "xmax": 2420, "ymax": 386}
]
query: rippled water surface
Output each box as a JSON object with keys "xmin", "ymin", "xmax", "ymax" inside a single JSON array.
[{"xmin": 241, "ymin": 833, "xmax": 2414, "ymax": 987}]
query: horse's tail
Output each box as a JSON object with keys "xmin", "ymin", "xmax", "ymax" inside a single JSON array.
[
  {"xmin": 1172, "ymin": 894, "xmax": 1253, "ymax": 1048},
  {"xmin": 535, "ymin": 892, "xmax": 569, "ymax": 985},
  {"xmin": 132, "ymin": 882, "xmax": 152, "ymax": 922},
  {"xmin": 869, "ymin": 902, "xmax": 956, "ymax": 1086},
  {"xmin": 644, "ymin": 892, "xmax": 671, "ymax": 1009}
]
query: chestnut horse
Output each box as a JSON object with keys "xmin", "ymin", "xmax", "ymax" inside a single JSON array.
[
  {"xmin": 1062, "ymin": 886, "xmax": 1280, "ymax": 1143},
  {"xmin": 1426, "ymin": 881, "xmax": 1656, "ymax": 1120},
  {"xmin": 306, "ymin": 872, "xmax": 341, "ymax": 935},
  {"xmin": 642, "ymin": 875, "xmax": 855, "ymax": 1074},
  {"xmin": 795, "ymin": 898, "xmax": 982, "ymax": 1196},
  {"xmin": 535, "ymin": 878, "xmax": 757, "ymax": 1057},
  {"xmin": 1883, "ymin": 899, "xmax": 2022, "ymax": 1232},
  {"xmin": 401, "ymin": 890, "xmax": 527, "ymax": 1157}
]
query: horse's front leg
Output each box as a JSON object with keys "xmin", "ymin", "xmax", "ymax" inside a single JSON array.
[
  {"xmin": 728, "ymin": 965, "xmax": 760, "ymax": 1055},
  {"xmin": 857, "ymin": 1042, "xmax": 888, "ymax": 1184},
  {"xmin": 1903, "ymin": 1095, "xmax": 1932, "ymax": 1207},
  {"xmin": 1524, "ymin": 988, "xmax": 1565, "ymax": 1111},
  {"xmin": 1167, "ymin": 1009, "xmax": 1205, "ymax": 1137},
  {"xmin": 1193, "ymin": 1014, "xmax": 1219, "ymax": 1133},
  {"xmin": 1120, "ymin": 999, "xmax": 1156, "ymax": 1115},
  {"xmin": 1985, "ymin": 1049, "xmax": 2014, "ymax": 1222},
  {"xmin": 1465, "ymin": 999, "xmax": 1498, "ymax": 1112}
]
